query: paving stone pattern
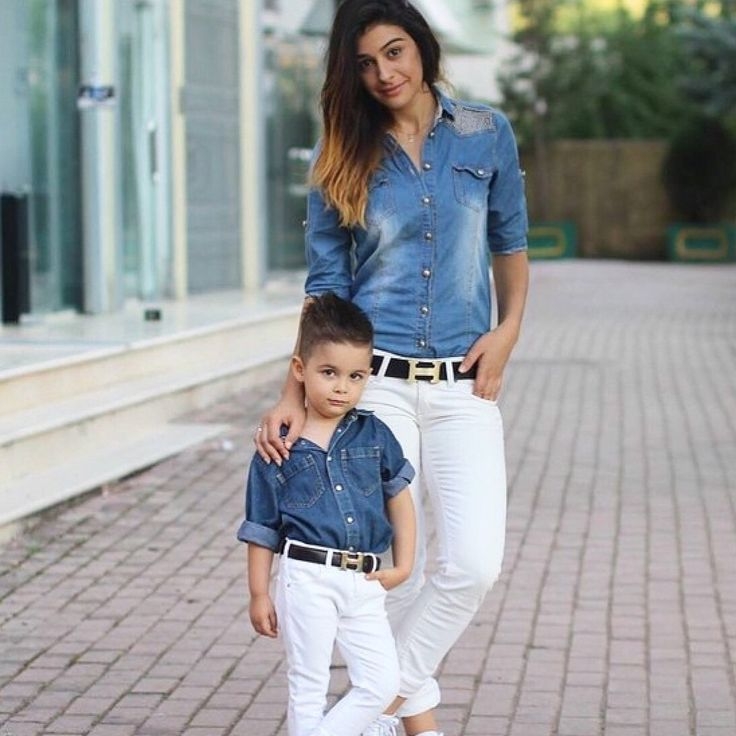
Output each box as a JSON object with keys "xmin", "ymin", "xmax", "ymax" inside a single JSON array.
[{"xmin": 1, "ymin": 262, "xmax": 735, "ymax": 736}]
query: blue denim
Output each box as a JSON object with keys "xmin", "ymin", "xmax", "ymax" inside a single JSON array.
[
  {"xmin": 237, "ymin": 410, "xmax": 415, "ymax": 554},
  {"xmin": 305, "ymin": 90, "xmax": 528, "ymax": 359}
]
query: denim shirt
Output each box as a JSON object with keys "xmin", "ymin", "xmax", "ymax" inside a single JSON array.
[
  {"xmin": 237, "ymin": 410, "xmax": 415, "ymax": 554},
  {"xmin": 304, "ymin": 90, "xmax": 528, "ymax": 359}
]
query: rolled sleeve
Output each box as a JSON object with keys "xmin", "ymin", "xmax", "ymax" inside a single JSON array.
[
  {"xmin": 375, "ymin": 417, "xmax": 415, "ymax": 497},
  {"xmin": 236, "ymin": 456, "xmax": 282, "ymax": 551},
  {"xmin": 237, "ymin": 520, "xmax": 281, "ymax": 551},
  {"xmin": 383, "ymin": 457, "xmax": 415, "ymax": 498},
  {"xmin": 304, "ymin": 187, "xmax": 353, "ymax": 299},
  {"xmin": 487, "ymin": 112, "xmax": 528, "ymax": 255}
]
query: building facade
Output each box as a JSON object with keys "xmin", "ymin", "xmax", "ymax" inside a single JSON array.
[{"xmin": 0, "ymin": 0, "xmax": 502, "ymax": 322}]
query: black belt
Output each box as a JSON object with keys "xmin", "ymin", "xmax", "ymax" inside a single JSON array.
[
  {"xmin": 371, "ymin": 355, "xmax": 477, "ymax": 383},
  {"xmin": 284, "ymin": 542, "xmax": 381, "ymax": 574}
]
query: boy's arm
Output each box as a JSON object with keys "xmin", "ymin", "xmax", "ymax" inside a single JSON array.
[
  {"xmin": 367, "ymin": 487, "xmax": 416, "ymax": 590},
  {"xmin": 247, "ymin": 543, "xmax": 278, "ymax": 637}
]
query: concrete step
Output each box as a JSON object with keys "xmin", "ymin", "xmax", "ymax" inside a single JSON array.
[
  {"xmin": 0, "ymin": 306, "xmax": 299, "ymax": 415},
  {"xmin": 0, "ymin": 306, "xmax": 299, "ymax": 527},
  {"xmin": 0, "ymin": 422, "xmax": 230, "ymax": 528}
]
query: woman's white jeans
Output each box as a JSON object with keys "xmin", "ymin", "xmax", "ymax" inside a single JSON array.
[
  {"xmin": 360, "ymin": 362, "xmax": 507, "ymax": 717},
  {"xmin": 275, "ymin": 546, "xmax": 400, "ymax": 736}
]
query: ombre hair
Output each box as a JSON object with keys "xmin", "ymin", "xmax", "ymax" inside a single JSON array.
[{"xmin": 311, "ymin": 0, "xmax": 442, "ymax": 228}]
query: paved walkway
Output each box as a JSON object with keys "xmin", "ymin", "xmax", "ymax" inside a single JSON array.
[{"xmin": 1, "ymin": 261, "xmax": 735, "ymax": 736}]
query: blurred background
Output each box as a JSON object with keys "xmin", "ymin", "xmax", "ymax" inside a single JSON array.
[{"xmin": 0, "ymin": 0, "xmax": 734, "ymax": 325}]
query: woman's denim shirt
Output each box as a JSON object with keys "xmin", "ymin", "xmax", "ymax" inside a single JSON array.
[
  {"xmin": 305, "ymin": 91, "xmax": 528, "ymax": 359},
  {"xmin": 237, "ymin": 410, "xmax": 415, "ymax": 555}
]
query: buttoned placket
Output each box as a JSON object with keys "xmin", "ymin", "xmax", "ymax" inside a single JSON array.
[
  {"xmin": 390, "ymin": 130, "xmax": 438, "ymax": 356},
  {"xmin": 324, "ymin": 414, "xmax": 361, "ymax": 551}
]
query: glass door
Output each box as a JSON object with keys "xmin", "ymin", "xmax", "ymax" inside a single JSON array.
[
  {"xmin": 27, "ymin": 0, "xmax": 83, "ymax": 313},
  {"xmin": 118, "ymin": 0, "xmax": 172, "ymax": 301}
]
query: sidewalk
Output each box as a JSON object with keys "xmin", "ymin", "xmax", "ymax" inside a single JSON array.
[{"xmin": 1, "ymin": 260, "xmax": 735, "ymax": 736}]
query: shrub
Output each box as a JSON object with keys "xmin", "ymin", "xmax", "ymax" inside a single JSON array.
[{"xmin": 661, "ymin": 116, "xmax": 736, "ymax": 223}]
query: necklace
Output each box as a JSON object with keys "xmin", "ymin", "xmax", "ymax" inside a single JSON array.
[
  {"xmin": 394, "ymin": 127, "xmax": 420, "ymax": 143},
  {"xmin": 391, "ymin": 115, "xmax": 432, "ymax": 144}
]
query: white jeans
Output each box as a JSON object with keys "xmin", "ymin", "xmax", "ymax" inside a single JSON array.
[
  {"xmin": 360, "ymin": 360, "xmax": 507, "ymax": 717},
  {"xmin": 275, "ymin": 542, "xmax": 400, "ymax": 736}
]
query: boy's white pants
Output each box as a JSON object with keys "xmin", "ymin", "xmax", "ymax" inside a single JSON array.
[
  {"xmin": 275, "ymin": 548, "xmax": 400, "ymax": 736},
  {"xmin": 360, "ymin": 366, "xmax": 507, "ymax": 717}
]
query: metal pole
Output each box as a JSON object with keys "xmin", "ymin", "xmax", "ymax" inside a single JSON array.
[{"xmin": 78, "ymin": 0, "xmax": 121, "ymax": 313}]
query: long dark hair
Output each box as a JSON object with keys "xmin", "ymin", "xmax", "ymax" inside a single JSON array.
[{"xmin": 311, "ymin": 0, "xmax": 442, "ymax": 227}]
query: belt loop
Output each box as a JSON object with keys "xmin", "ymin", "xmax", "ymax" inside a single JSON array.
[
  {"xmin": 445, "ymin": 359, "xmax": 456, "ymax": 385},
  {"xmin": 373, "ymin": 351, "xmax": 390, "ymax": 379}
]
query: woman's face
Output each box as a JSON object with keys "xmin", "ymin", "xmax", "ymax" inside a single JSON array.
[{"xmin": 356, "ymin": 23, "xmax": 425, "ymax": 113}]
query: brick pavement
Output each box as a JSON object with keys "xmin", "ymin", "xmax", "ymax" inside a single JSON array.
[{"xmin": 1, "ymin": 261, "xmax": 735, "ymax": 736}]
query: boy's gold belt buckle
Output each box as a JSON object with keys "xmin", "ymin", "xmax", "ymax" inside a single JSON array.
[{"xmin": 407, "ymin": 359, "xmax": 441, "ymax": 384}]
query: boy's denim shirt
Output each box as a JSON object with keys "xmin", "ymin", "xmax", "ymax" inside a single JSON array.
[
  {"xmin": 305, "ymin": 90, "xmax": 528, "ymax": 359},
  {"xmin": 237, "ymin": 410, "xmax": 415, "ymax": 555}
]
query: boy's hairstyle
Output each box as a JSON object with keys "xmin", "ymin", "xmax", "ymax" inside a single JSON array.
[
  {"xmin": 299, "ymin": 293, "xmax": 374, "ymax": 360},
  {"xmin": 311, "ymin": 0, "xmax": 443, "ymax": 228}
]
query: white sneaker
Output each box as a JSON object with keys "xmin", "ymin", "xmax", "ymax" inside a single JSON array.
[{"xmin": 363, "ymin": 714, "xmax": 400, "ymax": 736}]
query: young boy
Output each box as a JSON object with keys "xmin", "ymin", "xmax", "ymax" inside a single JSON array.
[{"xmin": 237, "ymin": 293, "xmax": 416, "ymax": 736}]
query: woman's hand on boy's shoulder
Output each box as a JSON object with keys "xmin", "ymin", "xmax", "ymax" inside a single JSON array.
[{"xmin": 254, "ymin": 396, "xmax": 306, "ymax": 466}]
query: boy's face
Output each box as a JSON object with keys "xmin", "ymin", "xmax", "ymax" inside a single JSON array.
[{"xmin": 292, "ymin": 341, "xmax": 373, "ymax": 421}]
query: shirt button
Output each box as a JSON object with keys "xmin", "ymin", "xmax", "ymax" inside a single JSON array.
[
  {"xmin": 424, "ymin": 232, "xmax": 433, "ymax": 240},
  {"xmin": 477, "ymin": 168, "xmax": 485, "ymax": 176},
  {"xmin": 346, "ymin": 515, "xmax": 354, "ymax": 524},
  {"xmin": 422, "ymin": 268, "xmax": 431, "ymax": 278},
  {"xmin": 335, "ymin": 484, "xmax": 343, "ymax": 491},
  {"xmin": 349, "ymin": 546, "xmax": 355, "ymax": 551},
  {"xmin": 422, "ymin": 162, "xmax": 431, "ymax": 171},
  {"xmin": 420, "ymin": 306, "xmax": 429, "ymax": 315},
  {"xmin": 327, "ymin": 456, "xmax": 332, "ymax": 462},
  {"xmin": 428, "ymin": 131, "xmax": 435, "ymax": 138},
  {"xmin": 417, "ymin": 339, "xmax": 426, "ymax": 348},
  {"xmin": 422, "ymin": 196, "xmax": 430, "ymax": 205}
]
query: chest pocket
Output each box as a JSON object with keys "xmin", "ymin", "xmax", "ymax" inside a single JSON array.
[
  {"xmin": 340, "ymin": 446, "xmax": 382, "ymax": 497},
  {"xmin": 276, "ymin": 455, "xmax": 325, "ymax": 509},
  {"xmin": 452, "ymin": 164, "xmax": 493, "ymax": 212},
  {"xmin": 365, "ymin": 175, "xmax": 397, "ymax": 227}
]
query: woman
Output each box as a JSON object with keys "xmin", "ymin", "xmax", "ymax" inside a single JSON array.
[{"xmin": 256, "ymin": 1, "xmax": 529, "ymax": 734}]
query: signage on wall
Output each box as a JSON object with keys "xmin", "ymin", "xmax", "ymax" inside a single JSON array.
[{"xmin": 77, "ymin": 84, "xmax": 116, "ymax": 110}]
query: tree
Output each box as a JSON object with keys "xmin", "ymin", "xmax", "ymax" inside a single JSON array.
[{"xmin": 676, "ymin": 8, "xmax": 736, "ymax": 120}]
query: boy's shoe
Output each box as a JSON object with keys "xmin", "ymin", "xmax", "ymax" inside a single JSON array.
[{"xmin": 363, "ymin": 714, "xmax": 400, "ymax": 736}]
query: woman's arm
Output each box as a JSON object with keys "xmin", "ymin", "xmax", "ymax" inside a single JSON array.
[
  {"xmin": 254, "ymin": 299, "xmax": 311, "ymax": 465},
  {"xmin": 459, "ymin": 250, "xmax": 529, "ymax": 400}
]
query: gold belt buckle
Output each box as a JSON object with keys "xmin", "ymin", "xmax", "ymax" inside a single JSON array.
[
  {"xmin": 407, "ymin": 359, "xmax": 441, "ymax": 384},
  {"xmin": 340, "ymin": 551, "xmax": 364, "ymax": 571}
]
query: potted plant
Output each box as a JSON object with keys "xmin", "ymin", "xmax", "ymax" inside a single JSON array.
[{"xmin": 661, "ymin": 116, "xmax": 736, "ymax": 262}]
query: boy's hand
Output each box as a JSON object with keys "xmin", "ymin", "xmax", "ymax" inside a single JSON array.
[
  {"xmin": 249, "ymin": 593, "xmax": 278, "ymax": 637},
  {"xmin": 366, "ymin": 566, "xmax": 411, "ymax": 591}
]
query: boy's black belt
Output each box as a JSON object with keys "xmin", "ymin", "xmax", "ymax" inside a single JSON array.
[
  {"xmin": 284, "ymin": 542, "xmax": 381, "ymax": 574},
  {"xmin": 371, "ymin": 355, "xmax": 477, "ymax": 383}
]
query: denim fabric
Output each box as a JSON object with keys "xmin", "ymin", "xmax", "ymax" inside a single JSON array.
[
  {"xmin": 237, "ymin": 410, "xmax": 415, "ymax": 554},
  {"xmin": 304, "ymin": 90, "xmax": 528, "ymax": 359}
]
